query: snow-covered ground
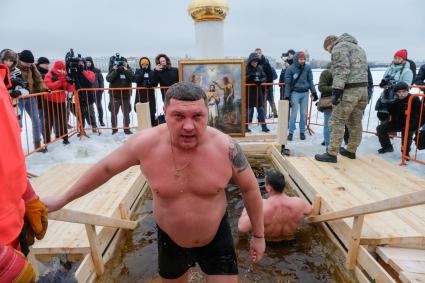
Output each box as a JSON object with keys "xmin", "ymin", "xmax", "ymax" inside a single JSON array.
[{"xmin": 25, "ymin": 69, "xmax": 425, "ymax": 179}]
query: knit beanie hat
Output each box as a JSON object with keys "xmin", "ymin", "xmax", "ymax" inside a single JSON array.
[
  {"xmin": 18, "ymin": 50, "xmax": 34, "ymax": 64},
  {"xmin": 323, "ymin": 35, "xmax": 338, "ymax": 50},
  {"xmin": 37, "ymin": 57, "xmax": 50, "ymax": 65},
  {"xmin": 140, "ymin": 58, "xmax": 150, "ymax": 65},
  {"xmin": 393, "ymin": 81, "xmax": 409, "ymax": 93},
  {"xmin": 393, "ymin": 49, "xmax": 407, "ymax": 61}
]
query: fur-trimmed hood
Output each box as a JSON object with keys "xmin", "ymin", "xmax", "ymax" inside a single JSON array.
[{"xmin": 0, "ymin": 49, "xmax": 18, "ymax": 70}]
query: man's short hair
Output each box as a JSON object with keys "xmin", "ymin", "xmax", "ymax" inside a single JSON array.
[
  {"xmin": 265, "ymin": 169, "xmax": 285, "ymax": 193},
  {"xmin": 165, "ymin": 81, "xmax": 208, "ymax": 106},
  {"xmin": 255, "ymin": 48, "xmax": 262, "ymax": 52}
]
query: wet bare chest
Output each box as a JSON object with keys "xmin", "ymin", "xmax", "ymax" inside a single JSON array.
[{"xmin": 141, "ymin": 154, "xmax": 232, "ymax": 198}]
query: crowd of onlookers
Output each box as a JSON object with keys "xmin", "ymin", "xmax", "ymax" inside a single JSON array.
[{"xmin": 1, "ymin": 43, "xmax": 424, "ymax": 156}]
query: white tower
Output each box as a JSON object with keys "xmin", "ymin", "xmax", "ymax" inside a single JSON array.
[{"xmin": 188, "ymin": 0, "xmax": 228, "ymax": 59}]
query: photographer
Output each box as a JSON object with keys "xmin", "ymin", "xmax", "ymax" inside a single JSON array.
[
  {"xmin": 44, "ymin": 61, "xmax": 74, "ymax": 145},
  {"xmin": 134, "ymin": 57, "xmax": 156, "ymax": 126},
  {"xmin": 279, "ymin": 49, "xmax": 295, "ymax": 100},
  {"xmin": 106, "ymin": 55, "xmax": 134, "ymax": 134},
  {"xmin": 152, "ymin": 53, "xmax": 179, "ymax": 101},
  {"xmin": 70, "ymin": 58, "xmax": 97, "ymax": 134},
  {"xmin": 86, "ymin": 57, "xmax": 105, "ymax": 127},
  {"xmin": 255, "ymin": 48, "xmax": 278, "ymax": 118},
  {"xmin": 245, "ymin": 52, "xmax": 270, "ymax": 133},
  {"xmin": 377, "ymin": 49, "xmax": 413, "ymax": 122},
  {"xmin": 376, "ymin": 82, "xmax": 422, "ymax": 156}
]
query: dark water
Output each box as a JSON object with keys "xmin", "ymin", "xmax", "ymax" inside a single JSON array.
[{"xmin": 96, "ymin": 157, "xmax": 357, "ymax": 283}]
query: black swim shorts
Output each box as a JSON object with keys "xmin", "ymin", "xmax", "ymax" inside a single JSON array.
[{"xmin": 157, "ymin": 212, "xmax": 238, "ymax": 279}]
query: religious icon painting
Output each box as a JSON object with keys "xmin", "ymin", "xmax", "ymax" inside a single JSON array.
[{"xmin": 179, "ymin": 60, "xmax": 246, "ymax": 137}]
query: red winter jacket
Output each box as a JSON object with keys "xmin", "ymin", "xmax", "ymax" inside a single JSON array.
[
  {"xmin": 0, "ymin": 64, "xmax": 31, "ymax": 245},
  {"xmin": 44, "ymin": 61, "xmax": 75, "ymax": 103}
]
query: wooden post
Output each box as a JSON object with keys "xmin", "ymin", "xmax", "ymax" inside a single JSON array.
[
  {"xmin": 311, "ymin": 195, "xmax": 321, "ymax": 216},
  {"xmin": 346, "ymin": 215, "xmax": 364, "ymax": 270},
  {"xmin": 119, "ymin": 203, "xmax": 130, "ymax": 220},
  {"xmin": 136, "ymin": 102, "xmax": 152, "ymax": 131},
  {"xmin": 277, "ymin": 100, "xmax": 289, "ymax": 145},
  {"xmin": 85, "ymin": 224, "xmax": 105, "ymax": 276}
]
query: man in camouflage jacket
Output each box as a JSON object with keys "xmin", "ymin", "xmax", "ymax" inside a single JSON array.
[{"xmin": 315, "ymin": 33, "xmax": 369, "ymax": 163}]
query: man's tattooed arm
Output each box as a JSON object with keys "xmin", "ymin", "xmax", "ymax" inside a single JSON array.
[{"xmin": 229, "ymin": 138, "xmax": 249, "ymax": 173}]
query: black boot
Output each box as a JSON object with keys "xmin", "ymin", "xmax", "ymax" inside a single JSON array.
[
  {"xmin": 314, "ymin": 152, "xmax": 337, "ymax": 163},
  {"xmin": 378, "ymin": 145, "xmax": 394, "ymax": 154},
  {"xmin": 112, "ymin": 129, "xmax": 118, "ymax": 135},
  {"xmin": 287, "ymin": 133, "xmax": 293, "ymax": 141},
  {"xmin": 321, "ymin": 141, "xmax": 325, "ymax": 146},
  {"xmin": 339, "ymin": 147, "xmax": 356, "ymax": 159},
  {"xmin": 245, "ymin": 126, "xmax": 251, "ymax": 133},
  {"xmin": 300, "ymin": 133, "xmax": 306, "ymax": 140},
  {"xmin": 262, "ymin": 126, "xmax": 270, "ymax": 133},
  {"xmin": 124, "ymin": 129, "xmax": 133, "ymax": 135}
]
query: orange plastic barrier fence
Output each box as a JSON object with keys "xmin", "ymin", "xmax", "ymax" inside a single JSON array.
[
  {"xmin": 16, "ymin": 90, "xmax": 79, "ymax": 156},
  {"xmin": 401, "ymin": 92, "xmax": 425, "ymax": 165}
]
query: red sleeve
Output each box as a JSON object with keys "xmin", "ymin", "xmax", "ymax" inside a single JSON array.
[
  {"xmin": 63, "ymin": 81, "xmax": 75, "ymax": 92},
  {"xmin": 83, "ymin": 70, "xmax": 95, "ymax": 84},
  {"xmin": 22, "ymin": 179, "xmax": 37, "ymax": 203},
  {"xmin": 44, "ymin": 72, "xmax": 63, "ymax": 91}
]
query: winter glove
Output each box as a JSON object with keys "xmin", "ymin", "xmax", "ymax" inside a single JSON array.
[
  {"xmin": 311, "ymin": 92, "xmax": 318, "ymax": 102},
  {"xmin": 332, "ymin": 89, "xmax": 344, "ymax": 105},
  {"xmin": 25, "ymin": 198, "xmax": 48, "ymax": 241},
  {"xmin": 0, "ymin": 244, "xmax": 36, "ymax": 283},
  {"xmin": 10, "ymin": 89, "xmax": 22, "ymax": 98}
]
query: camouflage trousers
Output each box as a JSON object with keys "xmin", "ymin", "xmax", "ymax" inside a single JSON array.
[{"xmin": 327, "ymin": 87, "xmax": 368, "ymax": 156}]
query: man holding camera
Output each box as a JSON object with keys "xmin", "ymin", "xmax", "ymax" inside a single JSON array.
[
  {"xmin": 106, "ymin": 56, "xmax": 134, "ymax": 134},
  {"xmin": 315, "ymin": 34, "xmax": 368, "ymax": 163},
  {"xmin": 255, "ymin": 48, "xmax": 278, "ymax": 118},
  {"xmin": 279, "ymin": 49, "xmax": 295, "ymax": 100},
  {"xmin": 152, "ymin": 53, "xmax": 179, "ymax": 102},
  {"xmin": 245, "ymin": 52, "xmax": 270, "ymax": 133},
  {"xmin": 377, "ymin": 82, "xmax": 422, "ymax": 156}
]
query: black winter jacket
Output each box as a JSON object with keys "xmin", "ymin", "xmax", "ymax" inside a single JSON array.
[
  {"xmin": 85, "ymin": 57, "xmax": 104, "ymax": 96},
  {"xmin": 106, "ymin": 67, "xmax": 134, "ymax": 98},
  {"xmin": 134, "ymin": 57, "xmax": 156, "ymax": 103},
  {"xmin": 389, "ymin": 95, "xmax": 422, "ymax": 131},
  {"xmin": 151, "ymin": 54, "xmax": 179, "ymax": 101},
  {"xmin": 246, "ymin": 52, "xmax": 266, "ymax": 108}
]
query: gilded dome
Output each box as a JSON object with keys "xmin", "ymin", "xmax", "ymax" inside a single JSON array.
[{"xmin": 188, "ymin": 0, "xmax": 228, "ymax": 22}]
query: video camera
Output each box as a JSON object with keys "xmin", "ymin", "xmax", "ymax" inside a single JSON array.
[
  {"xmin": 109, "ymin": 53, "xmax": 127, "ymax": 71},
  {"xmin": 65, "ymin": 48, "xmax": 84, "ymax": 78}
]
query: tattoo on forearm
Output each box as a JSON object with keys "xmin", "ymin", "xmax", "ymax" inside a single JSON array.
[{"xmin": 229, "ymin": 138, "xmax": 248, "ymax": 173}]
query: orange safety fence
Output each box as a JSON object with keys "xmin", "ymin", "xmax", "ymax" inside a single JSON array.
[
  {"xmin": 74, "ymin": 86, "xmax": 167, "ymax": 134},
  {"xmin": 15, "ymin": 90, "xmax": 79, "ymax": 156},
  {"xmin": 401, "ymin": 92, "xmax": 425, "ymax": 166}
]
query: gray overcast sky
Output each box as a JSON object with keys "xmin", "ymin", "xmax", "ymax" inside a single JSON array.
[{"xmin": 1, "ymin": 0, "xmax": 424, "ymax": 61}]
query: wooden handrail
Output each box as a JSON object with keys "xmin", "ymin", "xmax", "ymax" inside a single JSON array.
[
  {"xmin": 49, "ymin": 208, "xmax": 137, "ymax": 229},
  {"xmin": 307, "ymin": 189, "xmax": 425, "ymax": 224}
]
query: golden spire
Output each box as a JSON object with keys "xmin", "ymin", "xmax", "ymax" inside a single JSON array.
[{"xmin": 188, "ymin": 0, "xmax": 228, "ymax": 22}]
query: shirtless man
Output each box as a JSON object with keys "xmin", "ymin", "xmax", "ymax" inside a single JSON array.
[
  {"xmin": 238, "ymin": 169, "xmax": 312, "ymax": 241},
  {"xmin": 43, "ymin": 82, "xmax": 265, "ymax": 282}
]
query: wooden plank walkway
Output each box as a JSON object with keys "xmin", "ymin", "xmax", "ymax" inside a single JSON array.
[
  {"xmin": 377, "ymin": 247, "xmax": 425, "ymax": 283},
  {"xmin": 268, "ymin": 146, "xmax": 425, "ymax": 283},
  {"xmin": 29, "ymin": 164, "xmax": 147, "ymax": 281},
  {"xmin": 281, "ymin": 154, "xmax": 425, "ymax": 248}
]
